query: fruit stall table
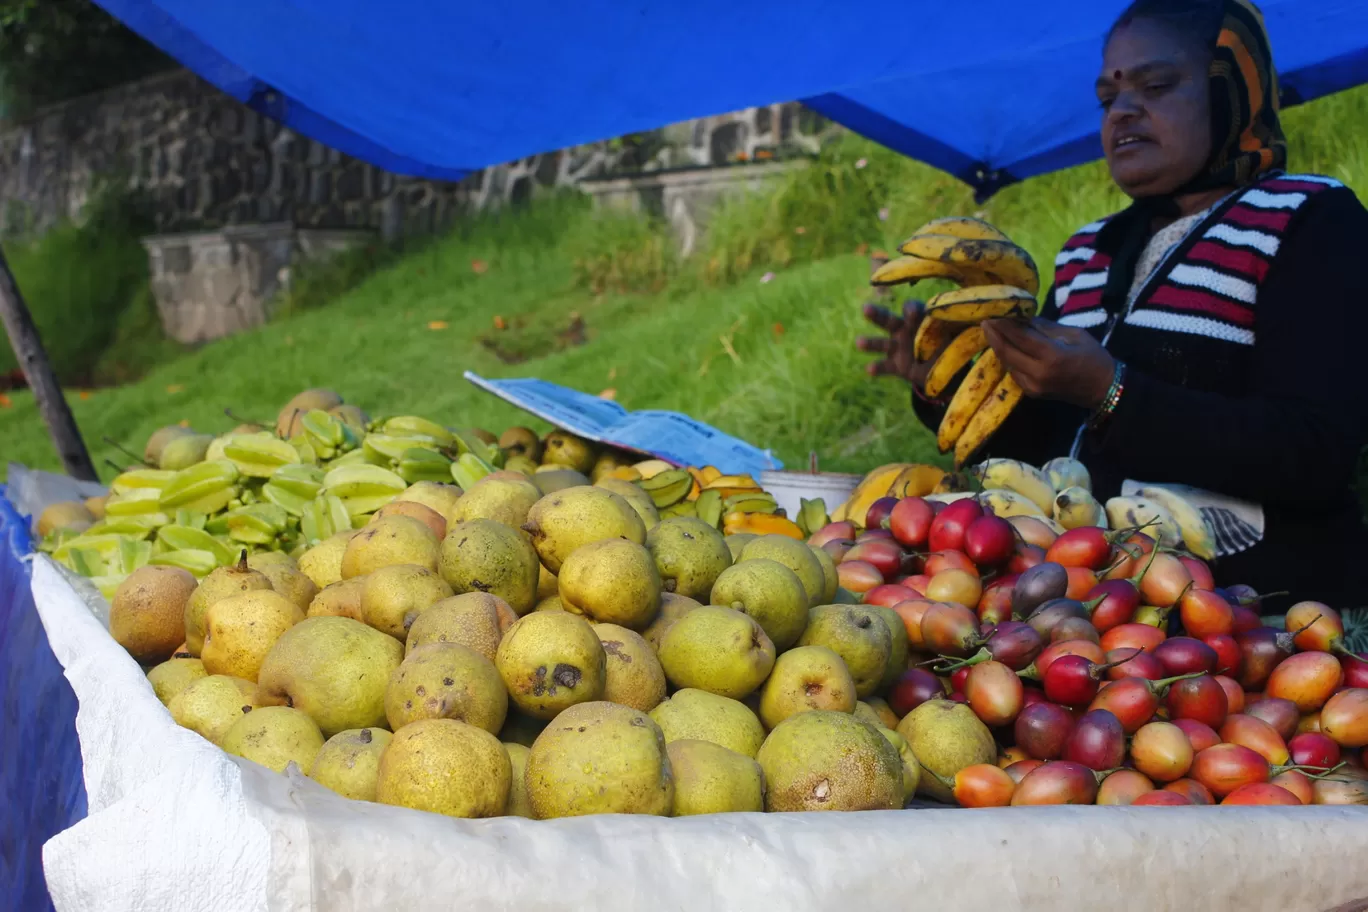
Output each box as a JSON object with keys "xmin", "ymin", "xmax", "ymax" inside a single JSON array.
[{"xmin": 4, "ymin": 496, "xmax": 1367, "ymax": 911}]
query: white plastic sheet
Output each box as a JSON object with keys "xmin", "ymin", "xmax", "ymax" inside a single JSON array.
[{"xmin": 33, "ymin": 554, "xmax": 1368, "ymax": 912}]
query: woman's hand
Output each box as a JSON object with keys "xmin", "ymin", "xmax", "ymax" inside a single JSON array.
[
  {"xmin": 857, "ymin": 300, "xmax": 935, "ymax": 390},
  {"xmin": 983, "ymin": 317, "xmax": 1116, "ymax": 409}
]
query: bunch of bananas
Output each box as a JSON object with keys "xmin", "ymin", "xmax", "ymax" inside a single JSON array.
[
  {"xmin": 871, "ymin": 216, "xmax": 1041, "ymax": 467},
  {"xmin": 629, "ymin": 463, "xmax": 804, "ymax": 538}
]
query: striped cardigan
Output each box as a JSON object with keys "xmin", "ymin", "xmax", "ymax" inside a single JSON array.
[{"xmin": 1049, "ymin": 173, "xmax": 1344, "ymax": 346}]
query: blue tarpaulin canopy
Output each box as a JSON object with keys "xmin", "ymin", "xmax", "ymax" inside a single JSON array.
[{"xmin": 93, "ymin": 0, "xmax": 1368, "ymax": 195}]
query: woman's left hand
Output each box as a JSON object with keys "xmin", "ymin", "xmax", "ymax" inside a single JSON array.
[{"xmin": 983, "ymin": 317, "xmax": 1116, "ymax": 409}]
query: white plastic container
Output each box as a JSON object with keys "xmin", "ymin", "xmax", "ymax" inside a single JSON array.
[{"xmin": 760, "ymin": 470, "xmax": 860, "ymax": 521}]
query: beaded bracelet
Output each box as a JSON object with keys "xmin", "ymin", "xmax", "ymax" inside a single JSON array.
[{"xmin": 1088, "ymin": 361, "xmax": 1127, "ymax": 429}]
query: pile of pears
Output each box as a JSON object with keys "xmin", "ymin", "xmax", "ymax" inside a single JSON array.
[{"xmin": 110, "ymin": 420, "xmax": 993, "ymax": 824}]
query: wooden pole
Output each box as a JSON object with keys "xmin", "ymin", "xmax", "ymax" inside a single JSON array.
[{"xmin": 0, "ymin": 244, "xmax": 98, "ymax": 481}]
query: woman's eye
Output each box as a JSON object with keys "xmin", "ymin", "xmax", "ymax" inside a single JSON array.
[
  {"xmin": 1098, "ymin": 96, "xmax": 1116, "ymax": 110},
  {"xmin": 1143, "ymin": 82, "xmax": 1174, "ymax": 95}
]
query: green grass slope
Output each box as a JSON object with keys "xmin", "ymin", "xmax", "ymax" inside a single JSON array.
[{"xmin": 3, "ymin": 86, "xmax": 1366, "ymax": 483}]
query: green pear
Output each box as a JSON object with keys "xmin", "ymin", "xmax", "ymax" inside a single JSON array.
[
  {"xmin": 146, "ymin": 657, "xmax": 207, "ymax": 706},
  {"xmin": 385, "ymin": 643, "xmax": 508, "ymax": 733},
  {"xmin": 111, "ymin": 565, "xmax": 198, "ymax": 665},
  {"xmin": 495, "ymin": 611, "xmax": 606, "ymax": 719},
  {"xmin": 307, "ymin": 578, "xmax": 366, "ymax": 622},
  {"xmin": 854, "ymin": 697, "xmax": 901, "ymax": 730},
  {"xmin": 593, "ymin": 624, "xmax": 667, "ymax": 712},
  {"xmin": 376, "ymin": 718, "xmax": 510, "ymax": 818},
  {"xmin": 360, "ymin": 564, "xmax": 454, "ymax": 639},
  {"xmin": 525, "ymin": 701, "xmax": 672, "ymax": 819},
  {"xmin": 521, "ymin": 486, "xmax": 645, "ymax": 573},
  {"xmin": 246, "ymin": 553, "xmax": 318, "ymax": 614},
  {"xmin": 739, "ymin": 535, "xmax": 826, "ymax": 608},
  {"xmin": 725, "ymin": 533, "xmax": 756, "ymax": 561},
  {"xmin": 299, "ymin": 530, "xmax": 359, "ymax": 588},
  {"xmin": 503, "ymin": 742, "xmax": 535, "ymax": 817},
  {"xmin": 641, "ymin": 592, "xmax": 703, "ymax": 652},
  {"xmin": 646, "ymin": 517, "xmax": 732, "ymax": 601},
  {"xmin": 439, "ymin": 519, "xmax": 540, "ymax": 614},
  {"xmin": 871, "ymin": 605, "xmax": 910, "ymax": 690},
  {"xmin": 184, "ymin": 554, "xmax": 272, "ymax": 656},
  {"xmin": 310, "ymin": 728, "xmax": 393, "ymax": 801},
  {"xmin": 658, "ymin": 606, "xmax": 775, "ymax": 700},
  {"xmin": 221, "ymin": 705, "xmax": 325, "ymax": 774},
  {"xmin": 395, "ymin": 481, "xmax": 465, "ymax": 526},
  {"xmin": 169, "ymin": 674, "xmax": 258, "ymax": 744},
  {"xmin": 877, "ymin": 725, "xmax": 921, "ymax": 802},
  {"xmin": 540, "ymin": 431, "xmax": 597, "ymax": 474},
  {"xmin": 531, "ymin": 468, "xmax": 591, "ymax": 495},
  {"xmin": 896, "ymin": 699, "xmax": 996, "ymax": 802},
  {"xmin": 451, "ymin": 475, "xmax": 541, "ymax": 531},
  {"xmin": 558, "ymin": 539, "xmax": 661, "ymax": 630},
  {"xmin": 201, "ymin": 590, "xmax": 304, "ymax": 681},
  {"xmin": 758, "ymin": 645, "xmax": 857, "ymax": 730},
  {"xmin": 796, "ymin": 605, "xmax": 892, "ymax": 698},
  {"xmin": 808, "ymin": 545, "xmax": 840, "ymax": 604},
  {"xmin": 649, "ymin": 688, "xmax": 765, "ymax": 757},
  {"xmin": 667, "ymin": 739, "xmax": 765, "ymax": 815},
  {"xmin": 498, "ymin": 711, "xmax": 549, "ymax": 748},
  {"xmin": 404, "ymin": 592, "xmax": 517, "ymax": 661},
  {"xmin": 340, "ymin": 515, "xmax": 440, "ymax": 578},
  {"xmin": 756, "ymin": 710, "xmax": 903, "ymax": 812},
  {"xmin": 256, "ymin": 616, "xmax": 404, "ymax": 736},
  {"xmin": 708, "ymin": 559, "xmax": 809, "ymax": 651},
  {"xmin": 594, "ymin": 478, "xmax": 660, "ymax": 530}
]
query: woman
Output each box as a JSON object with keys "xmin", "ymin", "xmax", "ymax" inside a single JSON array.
[{"xmin": 859, "ymin": 0, "xmax": 1368, "ymax": 606}]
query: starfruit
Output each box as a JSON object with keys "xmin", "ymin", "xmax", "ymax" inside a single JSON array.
[
  {"xmin": 796, "ymin": 498, "xmax": 832, "ymax": 538},
  {"xmin": 224, "ymin": 503, "xmax": 290, "ymax": 545},
  {"xmin": 109, "ymin": 468, "xmax": 177, "ymax": 496},
  {"xmin": 300, "ymin": 494, "xmax": 353, "ymax": 544},
  {"xmin": 450, "ymin": 452, "xmax": 495, "ymax": 490},
  {"xmin": 90, "ymin": 575, "xmax": 130, "ymax": 601},
  {"xmin": 262, "ymin": 464, "xmax": 326, "ymax": 516},
  {"xmin": 66, "ymin": 547, "xmax": 105, "ymax": 577},
  {"xmin": 118, "ymin": 538, "xmax": 154, "ymax": 574},
  {"xmin": 363, "ymin": 433, "xmax": 441, "ymax": 466},
  {"xmin": 150, "ymin": 549, "xmax": 220, "ymax": 577},
  {"xmin": 299, "ymin": 408, "xmax": 360, "ymax": 459},
  {"xmin": 323, "ymin": 464, "xmax": 408, "ymax": 499},
  {"xmin": 659, "ymin": 500, "xmax": 698, "ymax": 520},
  {"xmin": 639, "ymin": 469, "xmax": 693, "ymax": 509},
  {"xmin": 85, "ymin": 516, "xmax": 161, "ymax": 538},
  {"xmin": 174, "ymin": 509, "xmax": 207, "ymax": 530},
  {"xmin": 52, "ymin": 533, "xmax": 128, "ymax": 567},
  {"xmin": 723, "ymin": 491, "xmax": 778, "ymax": 515},
  {"xmin": 325, "ymin": 448, "xmax": 372, "ymax": 469},
  {"xmin": 157, "ymin": 525, "xmax": 236, "ymax": 565},
  {"xmin": 451, "ymin": 430, "xmax": 504, "ymax": 468},
  {"xmin": 104, "ymin": 488, "xmax": 171, "ymax": 526},
  {"xmin": 695, "ymin": 489, "xmax": 724, "ymax": 529},
  {"xmin": 159, "ymin": 460, "xmax": 241, "ymax": 513},
  {"xmin": 223, "ymin": 433, "xmax": 301, "ymax": 478},
  {"xmin": 397, "ymin": 447, "xmax": 453, "ymax": 484},
  {"xmin": 381, "ymin": 416, "xmax": 455, "ymax": 448}
]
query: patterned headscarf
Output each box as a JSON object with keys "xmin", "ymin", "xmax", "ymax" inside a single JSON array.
[{"xmin": 1096, "ymin": 0, "xmax": 1286, "ymax": 316}]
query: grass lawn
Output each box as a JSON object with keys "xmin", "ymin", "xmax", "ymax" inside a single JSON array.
[{"xmin": 4, "ymin": 87, "xmax": 1367, "ymax": 483}]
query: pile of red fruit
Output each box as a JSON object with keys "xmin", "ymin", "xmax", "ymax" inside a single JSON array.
[{"xmin": 810, "ymin": 494, "xmax": 1368, "ymax": 807}]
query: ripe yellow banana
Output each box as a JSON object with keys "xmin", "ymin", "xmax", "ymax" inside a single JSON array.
[
  {"xmin": 901, "ymin": 217, "xmax": 1008, "ymax": 248},
  {"xmin": 978, "ymin": 488, "xmax": 1044, "ymax": 518},
  {"xmin": 937, "ymin": 348, "xmax": 1006, "ymax": 453},
  {"xmin": 924, "ymin": 326, "xmax": 988, "ymax": 398},
  {"xmin": 870, "ymin": 255, "xmax": 966, "ymax": 287},
  {"xmin": 1133, "ymin": 486, "xmax": 1217, "ymax": 560},
  {"xmin": 1054, "ymin": 486, "xmax": 1107, "ymax": 530},
  {"xmin": 1043, "ymin": 456, "xmax": 1091, "ymax": 493},
  {"xmin": 953, "ymin": 374, "xmax": 1023, "ymax": 468},
  {"xmin": 925, "ymin": 285, "xmax": 1037, "ymax": 323},
  {"xmin": 913, "ymin": 316, "xmax": 961, "ymax": 362},
  {"xmin": 1104, "ymin": 496, "xmax": 1182, "ymax": 549},
  {"xmin": 976, "ymin": 458, "xmax": 1056, "ymax": 515},
  {"xmin": 886, "ymin": 464, "xmax": 948, "ymax": 499},
  {"xmin": 898, "ymin": 235, "xmax": 1041, "ymax": 294}
]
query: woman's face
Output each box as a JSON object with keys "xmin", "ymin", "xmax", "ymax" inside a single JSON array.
[{"xmin": 1098, "ymin": 19, "xmax": 1213, "ymax": 198}]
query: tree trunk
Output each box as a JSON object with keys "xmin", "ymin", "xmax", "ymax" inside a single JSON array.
[{"xmin": 0, "ymin": 245, "xmax": 97, "ymax": 481}]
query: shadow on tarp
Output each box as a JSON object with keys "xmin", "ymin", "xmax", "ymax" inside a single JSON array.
[{"xmin": 0, "ymin": 488, "xmax": 87, "ymax": 911}]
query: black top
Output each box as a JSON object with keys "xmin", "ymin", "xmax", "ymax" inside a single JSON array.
[{"xmin": 913, "ymin": 185, "xmax": 1368, "ymax": 607}]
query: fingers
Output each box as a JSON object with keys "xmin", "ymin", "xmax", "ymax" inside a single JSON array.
[
  {"xmin": 856, "ymin": 336, "xmax": 894, "ymax": 354},
  {"xmin": 985, "ymin": 317, "xmax": 1052, "ymax": 358},
  {"xmin": 866, "ymin": 359, "xmax": 899, "ymax": 377},
  {"xmin": 863, "ymin": 303, "xmax": 903, "ymax": 334}
]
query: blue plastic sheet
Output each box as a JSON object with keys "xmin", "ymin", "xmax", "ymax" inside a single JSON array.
[
  {"xmin": 91, "ymin": 0, "xmax": 1368, "ymax": 195},
  {"xmin": 0, "ymin": 490, "xmax": 87, "ymax": 912}
]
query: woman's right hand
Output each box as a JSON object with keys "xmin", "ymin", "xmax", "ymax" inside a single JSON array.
[{"xmin": 857, "ymin": 299, "xmax": 934, "ymax": 391}]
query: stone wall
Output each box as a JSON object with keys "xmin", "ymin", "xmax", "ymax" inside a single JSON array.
[{"xmin": 0, "ymin": 68, "xmax": 835, "ymax": 241}]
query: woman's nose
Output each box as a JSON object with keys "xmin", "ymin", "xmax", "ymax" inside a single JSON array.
[{"xmin": 1106, "ymin": 90, "xmax": 1143, "ymax": 123}]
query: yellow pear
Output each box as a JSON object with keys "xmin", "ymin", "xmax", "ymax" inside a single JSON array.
[
  {"xmin": 871, "ymin": 605, "xmax": 910, "ymax": 690},
  {"xmin": 756, "ymin": 710, "xmax": 903, "ymax": 812},
  {"xmin": 808, "ymin": 545, "xmax": 840, "ymax": 603},
  {"xmin": 111, "ymin": 565, "xmax": 197, "ymax": 664},
  {"xmin": 708, "ymin": 558, "xmax": 809, "ymax": 651},
  {"xmin": 222, "ymin": 705, "xmax": 325, "ymax": 774},
  {"xmin": 646, "ymin": 517, "xmax": 732, "ymax": 601},
  {"xmin": 503, "ymin": 742, "xmax": 535, "ymax": 817},
  {"xmin": 169, "ymin": 675, "xmax": 259, "ymax": 744},
  {"xmin": 667, "ymin": 739, "xmax": 765, "ymax": 815},
  {"xmin": 649, "ymin": 688, "xmax": 765, "ymax": 757},
  {"xmin": 594, "ymin": 477, "xmax": 660, "ymax": 529},
  {"xmin": 146, "ymin": 657, "xmax": 207, "ymax": 706},
  {"xmin": 438, "ymin": 519, "xmax": 540, "ymax": 614},
  {"xmin": 521, "ymin": 486, "xmax": 646, "ymax": 573},
  {"xmin": 797, "ymin": 605, "xmax": 892, "ymax": 698},
  {"xmin": 558, "ymin": 539, "xmax": 661, "ymax": 630},
  {"xmin": 536, "ymin": 564, "xmax": 558, "ymax": 600},
  {"xmin": 495, "ymin": 612, "xmax": 606, "ymax": 719},
  {"xmin": 247, "ymin": 552, "xmax": 318, "ymax": 614},
  {"xmin": 525, "ymin": 701, "xmax": 672, "ymax": 818},
  {"xmin": 758, "ymin": 645, "xmax": 857, "ymax": 730},
  {"xmin": 340, "ymin": 515, "xmax": 440, "ymax": 578},
  {"xmin": 201, "ymin": 590, "xmax": 303, "ymax": 681},
  {"xmin": 184, "ymin": 553, "xmax": 274, "ymax": 656},
  {"xmin": 896, "ymin": 699, "xmax": 996, "ymax": 802},
  {"xmin": 534, "ymin": 595, "xmax": 565, "ymax": 612},
  {"xmin": 877, "ymin": 726, "xmax": 921, "ymax": 802},
  {"xmin": 256, "ymin": 616, "xmax": 403, "ymax": 736},
  {"xmin": 307, "ymin": 578, "xmax": 366, "ymax": 622},
  {"xmin": 395, "ymin": 482, "xmax": 464, "ymax": 526},
  {"xmin": 725, "ymin": 533, "xmax": 757, "ymax": 561},
  {"xmin": 310, "ymin": 728, "xmax": 393, "ymax": 801},
  {"xmin": 641, "ymin": 592, "xmax": 703, "ymax": 652},
  {"xmin": 739, "ymin": 535, "xmax": 827, "ymax": 608},
  {"xmin": 854, "ymin": 697, "xmax": 901, "ymax": 730},
  {"xmin": 658, "ymin": 606, "xmax": 775, "ymax": 700},
  {"xmin": 593, "ymin": 624, "xmax": 667, "ymax": 712},
  {"xmin": 360, "ymin": 564, "xmax": 453, "ymax": 639},
  {"xmin": 404, "ymin": 592, "xmax": 517, "ymax": 661},
  {"xmin": 376, "ymin": 718, "xmax": 510, "ymax": 818},
  {"xmin": 298, "ymin": 530, "xmax": 359, "ymax": 588},
  {"xmin": 499, "ymin": 427, "xmax": 542, "ymax": 462},
  {"xmin": 540, "ymin": 431, "xmax": 597, "ymax": 474},
  {"xmin": 385, "ymin": 643, "xmax": 508, "ymax": 733},
  {"xmin": 450, "ymin": 475, "xmax": 541, "ymax": 531},
  {"xmin": 371, "ymin": 500, "xmax": 447, "ymax": 541}
]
